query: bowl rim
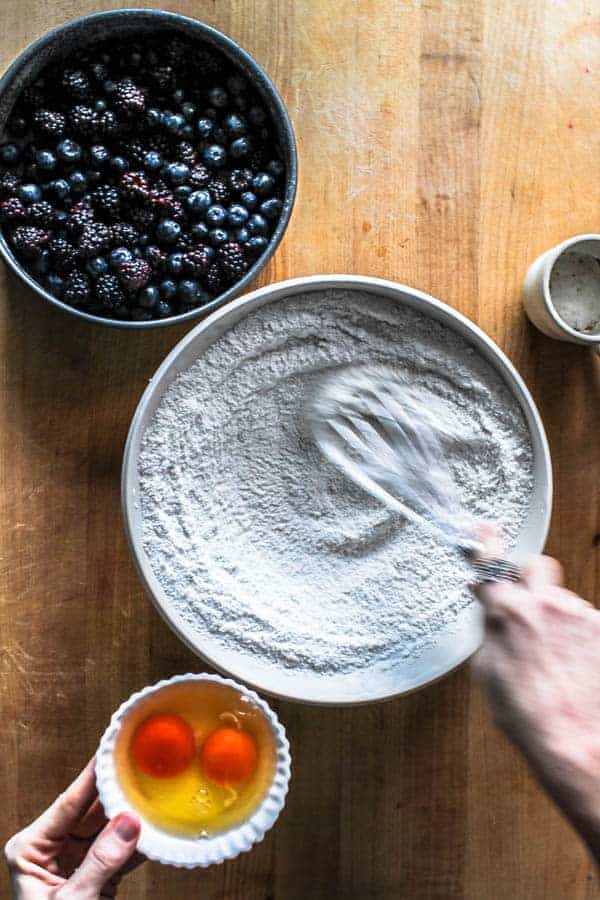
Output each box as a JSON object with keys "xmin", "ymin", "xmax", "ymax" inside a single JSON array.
[
  {"xmin": 0, "ymin": 8, "xmax": 298, "ymax": 328},
  {"xmin": 121, "ymin": 274, "xmax": 553, "ymax": 705},
  {"xmin": 95, "ymin": 672, "xmax": 291, "ymax": 868}
]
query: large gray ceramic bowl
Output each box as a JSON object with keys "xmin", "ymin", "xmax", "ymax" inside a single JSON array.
[
  {"xmin": 122, "ymin": 275, "xmax": 553, "ymax": 705},
  {"xmin": 0, "ymin": 10, "xmax": 297, "ymax": 328}
]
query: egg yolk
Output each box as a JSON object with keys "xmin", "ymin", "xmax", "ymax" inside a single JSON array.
[
  {"xmin": 200, "ymin": 726, "xmax": 258, "ymax": 785},
  {"xmin": 131, "ymin": 713, "xmax": 195, "ymax": 778}
]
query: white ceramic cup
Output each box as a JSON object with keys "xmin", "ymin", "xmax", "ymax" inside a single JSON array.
[{"xmin": 523, "ymin": 234, "xmax": 600, "ymax": 349}]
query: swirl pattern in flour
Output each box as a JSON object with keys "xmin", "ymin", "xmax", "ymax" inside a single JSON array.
[{"xmin": 138, "ymin": 289, "xmax": 534, "ymax": 675}]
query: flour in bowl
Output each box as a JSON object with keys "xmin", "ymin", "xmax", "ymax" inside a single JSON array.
[{"xmin": 138, "ymin": 289, "xmax": 534, "ymax": 675}]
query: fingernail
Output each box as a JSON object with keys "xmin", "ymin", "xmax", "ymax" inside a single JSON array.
[{"xmin": 114, "ymin": 813, "xmax": 140, "ymax": 842}]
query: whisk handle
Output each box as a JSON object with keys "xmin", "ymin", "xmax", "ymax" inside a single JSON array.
[{"xmin": 471, "ymin": 558, "xmax": 521, "ymax": 584}]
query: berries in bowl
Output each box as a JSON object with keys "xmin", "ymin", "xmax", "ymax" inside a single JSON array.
[{"xmin": 0, "ymin": 10, "xmax": 297, "ymax": 327}]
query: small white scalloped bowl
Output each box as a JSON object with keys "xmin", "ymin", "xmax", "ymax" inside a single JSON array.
[{"xmin": 96, "ymin": 673, "xmax": 291, "ymax": 868}]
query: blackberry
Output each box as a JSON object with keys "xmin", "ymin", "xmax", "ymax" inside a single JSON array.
[
  {"xmin": 111, "ymin": 222, "xmax": 139, "ymax": 248},
  {"xmin": 119, "ymin": 171, "xmax": 150, "ymax": 201},
  {"xmin": 21, "ymin": 84, "xmax": 45, "ymax": 110},
  {"xmin": 11, "ymin": 225, "xmax": 49, "ymax": 258},
  {"xmin": 150, "ymin": 65, "xmax": 175, "ymax": 92},
  {"xmin": 118, "ymin": 258, "xmax": 151, "ymax": 291},
  {"xmin": 95, "ymin": 272, "xmax": 125, "ymax": 310},
  {"xmin": 27, "ymin": 201, "xmax": 55, "ymax": 227},
  {"xmin": 192, "ymin": 49, "xmax": 224, "ymax": 77},
  {"xmin": 114, "ymin": 78, "xmax": 146, "ymax": 116},
  {"xmin": 228, "ymin": 167, "xmax": 253, "ymax": 192},
  {"xmin": 184, "ymin": 245, "xmax": 214, "ymax": 277},
  {"xmin": 148, "ymin": 191, "xmax": 185, "ymax": 221},
  {"xmin": 205, "ymin": 262, "xmax": 226, "ymax": 294},
  {"xmin": 92, "ymin": 185, "xmax": 121, "ymax": 219},
  {"xmin": 63, "ymin": 271, "xmax": 91, "ymax": 306},
  {"xmin": 65, "ymin": 200, "xmax": 95, "ymax": 236},
  {"xmin": 77, "ymin": 222, "xmax": 112, "ymax": 257},
  {"xmin": 32, "ymin": 109, "xmax": 66, "ymax": 138},
  {"xmin": 62, "ymin": 69, "xmax": 92, "ymax": 100},
  {"xmin": 0, "ymin": 173, "xmax": 20, "ymax": 197},
  {"xmin": 144, "ymin": 245, "xmax": 167, "ymax": 272},
  {"xmin": 189, "ymin": 164, "xmax": 210, "ymax": 188},
  {"xmin": 69, "ymin": 105, "xmax": 98, "ymax": 139},
  {"xmin": 207, "ymin": 177, "xmax": 231, "ymax": 205},
  {"xmin": 96, "ymin": 110, "xmax": 121, "ymax": 138},
  {"xmin": 127, "ymin": 205, "xmax": 156, "ymax": 231},
  {"xmin": 125, "ymin": 139, "xmax": 149, "ymax": 166},
  {"xmin": 217, "ymin": 241, "xmax": 248, "ymax": 283},
  {"xmin": 48, "ymin": 237, "xmax": 78, "ymax": 274},
  {"xmin": 0, "ymin": 197, "xmax": 26, "ymax": 223},
  {"xmin": 164, "ymin": 37, "xmax": 189, "ymax": 66},
  {"xmin": 174, "ymin": 141, "xmax": 197, "ymax": 166}
]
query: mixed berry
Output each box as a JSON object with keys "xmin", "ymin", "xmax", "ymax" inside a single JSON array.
[{"xmin": 0, "ymin": 33, "xmax": 286, "ymax": 321}]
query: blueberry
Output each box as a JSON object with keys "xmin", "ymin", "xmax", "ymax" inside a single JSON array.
[
  {"xmin": 203, "ymin": 107, "xmax": 218, "ymax": 122},
  {"xmin": 86, "ymin": 256, "xmax": 108, "ymax": 277},
  {"xmin": 95, "ymin": 99, "xmax": 107, "ymax": 113},
  {"xmin": 18, "ymin": 183, "xmax": 43, "ymax": 204},
  {"xmin": 240, "ymin": 191, "xmax": 258, "ymax": 210},
  {"xmin": 54, "ymin": 210, "xmax": 68, "ymax": 225},
  {"xmin": 45, "ymin": 273, "xmax": 64, "ymax": 296},
  {"xmin": 32, "ymin": 250, "xmax": 50, "ymax": 274},
  {"xmin": 247, "ymin": 213, "xmax": 269, "ymax": 236},
  {"xmin": 156, "ymin": 300, "xmax": 174, "ymax": 318},
  {"xmin": 246, "ymin": 235, "xmax": 269, "ymax": 255},
  {"xmin": 267, "ymin": 159, "xmax": 286, "ymax": 179},
  {"xmin": 187, "ymin": 189, "xmax": 212, "ymax": 216},
  {"xmin": 103, "ymin": 80, "xmax": 117, "ymax": 95},
  {"xmin": 235, "ymin": 226, "xmax": 250, "ymax": 243},
  {"xmin": 89, "ymin": 145, "xmax": 110, "ymax": 167},
  {"xmin": 208, "ymin": 86, "xmax": 229, "ymax": 108},
  {"xmin": 167, "ymin": 252, "xmax": 186, "ymax": 276},
  {"xmin": 146, "ymin": 107, "xmax": 162, "ymax": 128},
  {"xmin": 8, "ymin": 115, "xmax": 27, "ymax": 137},
  {"xmin": 0, "ymin": 143, "xmax": 19, "ymax": 165},
  {"xmin": 68, "ymin": 171, "xmax": 88, "ymax": 192},
  {"xmin": 110, "ymin": 247, "xmax": 133, "ymax": 269},
  {"xmin": 47, "ymin": 179, "xmax": 70, "ymax": 200},
  {"xmin": 57, "ymin": 139, "xmax": 83, "ymax": 164},
  {"xmin": 260, "ymin": 197, "xmax": 283, "ymax": 220},
  {"xmin": 172, "ymin": 88, "xmax": 185, "ymax": 105},
  {"xmin": 130, "ymin": 50, "xmax": 142, "ymax": 67},
  {"xmin": 110, "ymin": 156, "xmax": 129, "ymax": 175},
  {"xmin": 227, "ymin": 74, "xmax": 246, "ymax": 94},
  {"xmin": 87, "ymin": 170, "xmax": 102, "ymax": 186},
  {"xmin": 209, "ymin": 228, "xmax": 229, "ymax": 245},
  {"xmin": 202, "ymin": 144, "xmax": 227, "ymax": 169},
  {"xmin": 132, "ymin": 247, "xmax": 144, "ymax": 259},
  {"xmin": 234, "ymin": 95, "xmax": 249, "ymax": 112},
  {"xmin": 196, "ymin": 117, "xmax": 214, "ymax": 139},
  {"xmin": 178, "ymin": 279, "xmax": 200, "ymax": 303},
  {"xmin": 156, "ymin": 218, "xmax": 182, "ymax": 243},
  {"xmin": 143, "ymin": 150, "xmax": 162, "ymax": 172},
  {"xmin": 35, "ymin": 150, "xmax": 57, "ymax": 171},
  {"xmin": 248, "ymin": 105, "xmax": 266, "ymax": 125},
  {"xmin": 252, "ymin": 173, "xmax": 275, "ymax": 196},
  {"xmin": 191, "ymin": 221, "xmax": 209, "ymax": 241},
  {"xmin": 223, "ymin": 113, "xmax": 247, "ymax": 136},
  {"xmin": 165, "ymin": 162, "xmax": 190, "ymax": 185},
  {"xmin": 227, "ymin": 203, "xmax": 249, "ymax": 226},
  {"xmin": 230, "ymin": 137, "xmax": 251, "ymax": 159},
  {"xmin": 163, "ymin": 112, "xmax": 185, "ymax": 134},
  {"xmin": 174, "ymin": 185, "xmax": 192, "ymax": 200},
  {"xmin": 138, "ymin": 285, "xmax": 160, "ymax": 309},
  {"xmin": 181, "ymin": 102, "xmax": 196, "ymax": 121},
  {"xmin": 206, "ymin": 205, "xmax": 227, "ymax": 226},
  {"xmin": 160, "ymin": 279, "xmax": 178, "ymax": 300},
  {"xmin": 138, "ymin": 232, "xmax": 150, "ymax": 247}
]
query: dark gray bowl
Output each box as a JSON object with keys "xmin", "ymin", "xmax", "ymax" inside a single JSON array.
[{"xmin": 0, "ymin": 9, "xmax": 297, "ymax": 328}]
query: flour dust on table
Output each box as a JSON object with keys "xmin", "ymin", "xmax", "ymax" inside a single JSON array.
[{"xmin": 139, "ymin": 290, "xmax": 534, "ymax": 676}]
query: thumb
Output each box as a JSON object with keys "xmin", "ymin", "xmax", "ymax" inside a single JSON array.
[{"xmin": 59, "ymin": 812, "xmax": 140, "ymax": 899}]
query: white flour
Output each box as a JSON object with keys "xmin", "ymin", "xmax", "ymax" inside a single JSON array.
[{"xmin": 138, "ymin": 290, "xmax": 534, "ymax": 675}]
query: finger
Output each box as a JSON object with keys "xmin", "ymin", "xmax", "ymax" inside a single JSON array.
[
  {"xmin": 57, "ymin": 813, "xmax": 141, "ymax": 900},
  {"xmin": 71, "ymin": 797, "xmax": 107, "ymax": 839},
  {"xmin": 33, "ymin": 758, "xmax": 97, "ymax": 841},
  {"xmin": 473, "ymin": 520, "xmax": 505, "ymax": 558},
  {"xmin": 520, "ymin": 555, "xmax": 563, "ymax": 591}
]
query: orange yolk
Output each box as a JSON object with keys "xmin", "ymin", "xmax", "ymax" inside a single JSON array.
[
  {"xmin": 131, "ymin": 713, "xmax": 195, "ymax": 778},
  {"xmin": 200, "ymin": 726, "xmax": 258, "ymax": 785}
]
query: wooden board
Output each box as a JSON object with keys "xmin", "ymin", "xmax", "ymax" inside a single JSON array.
[{"xmin": 1, "ymin": 1, "xmax": 599, "ymax": 897}]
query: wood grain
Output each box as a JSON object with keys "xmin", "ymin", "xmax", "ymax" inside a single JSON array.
[{"xmin": 1, "ymin": 1, "xmax": 599, "ymax": 897}]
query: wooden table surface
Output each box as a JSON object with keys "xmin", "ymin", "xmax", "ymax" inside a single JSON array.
[{"xmin": 1, "ymin": 1, "xmax": 600, "ymax": 897}]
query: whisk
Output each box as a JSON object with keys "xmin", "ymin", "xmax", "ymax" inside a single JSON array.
[{"xmin": 308, "ymin": 364, "xmax": 520, "ymax": 584}]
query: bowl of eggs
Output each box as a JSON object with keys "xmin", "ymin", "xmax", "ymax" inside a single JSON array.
[{"xmin": 96, "ymin": 673, "xmax": 291, "ymax": 867}]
